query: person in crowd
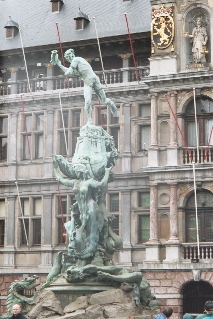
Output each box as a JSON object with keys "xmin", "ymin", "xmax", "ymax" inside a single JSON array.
[
  {"xmin": 155, "ymin": 307, "xmax": 173, "ymax": 319},
  {"xmin": 9, "ymin": 304, "xmax": 27, "ymax": 319}
]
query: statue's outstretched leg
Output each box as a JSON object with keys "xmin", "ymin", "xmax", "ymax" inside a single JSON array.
[
  {"xmin": 84, "ymin": 85, "xmax": 93, "ymax": 124},
  {"xmin": 93, "ymin": 83, "xmax": 117, "ymax": 114}
]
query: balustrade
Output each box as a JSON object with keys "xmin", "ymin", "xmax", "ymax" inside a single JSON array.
[
  {"xmin": 182, "ymin": 147, "xmax": 213, "ymax": 164},
  {"xmin": 183, "ymin": 243, "xmax": 213, "ymax": 260},
  {"xmin": 0, "ymin": 66, "xmax": 149, "ymax": 96}
]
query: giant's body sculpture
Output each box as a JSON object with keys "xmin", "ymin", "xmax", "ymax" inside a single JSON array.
[{"xmin": 0, "ymin": 51, "xmax": 160, "ymax": 318}]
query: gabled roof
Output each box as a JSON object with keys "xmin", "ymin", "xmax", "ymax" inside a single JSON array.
[{"xmin": 0, "ymin": 0, "xmax": 151, "ymax": 52}]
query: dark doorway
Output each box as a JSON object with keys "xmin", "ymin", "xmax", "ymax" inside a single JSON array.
[{"xmin": 182, "ymin": 280, "xmax": 213, "ymax": 314}]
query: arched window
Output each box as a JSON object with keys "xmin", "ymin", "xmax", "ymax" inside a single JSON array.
[
  {"xmin": 185, "ymin": 96, "xmax": 213, "ymax": 147},
  {"xmin": 182, "ymin": 280, "xmax": 213, "ymax": 314},
  {"xmin": 185, "ymin": 189, "xmax": 213, "ymax": 242}
]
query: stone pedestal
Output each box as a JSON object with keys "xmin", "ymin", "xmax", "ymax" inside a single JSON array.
[
  {"xmin": 119, "ymin": 247, "xmax": 132, "ymax": 266},
  {"xmin": 144, "ymin": 242, "xmax": 160, "ymax": 263},
  {"xmin": 148, "ymin": 148, "xmax": 159, "ymax": 167},
  {"xmin": 164, "ymin": 242, "xmax": 180, "ymax": 262},
  {"xmin": 167, "ymin": 147, "xmax": 178, "ymax": 166}
]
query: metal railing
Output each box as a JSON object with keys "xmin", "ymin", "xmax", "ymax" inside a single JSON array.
[
  {"xmin": 182, "ymin": 243, "xmax": 213, "ymax": 260},
  {"xmin": 0, "ymin": 66, "xmax": 150, "ymax": 96},
  {"xmin": 182, "ymin": 146, "xmax": 213, "ymax": 164}
]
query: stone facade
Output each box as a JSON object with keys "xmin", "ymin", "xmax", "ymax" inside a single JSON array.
[{"xmin": 0, "ymin": 0, "xmax": 213, "ymax": 318}]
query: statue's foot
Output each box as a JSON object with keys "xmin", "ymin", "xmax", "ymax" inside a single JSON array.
[{"xmin": 106, "ymin": 99, "xmax": 117, "ymax": 114}]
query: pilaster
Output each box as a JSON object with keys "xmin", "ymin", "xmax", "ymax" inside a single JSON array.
[
  {"xmin": 120, "ymin": 190, "xmax": 132, "ymax": 266},
  {"xmin": 144, "ymin": 184, "xmax": 160, "ymax": 262},
  {"xmin": 148, "ymin": 93, "xmax": 159, "ymax": 167}
]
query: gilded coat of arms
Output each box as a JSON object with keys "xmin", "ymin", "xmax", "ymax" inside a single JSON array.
[{"xmin": 151, "ymin": 4, "xmax": 174, "ymax": 52}]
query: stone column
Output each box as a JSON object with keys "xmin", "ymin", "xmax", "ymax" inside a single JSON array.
[
  {"xmin": 148, "ymin": 93, "xmax": 158, "ymax": 166},
  {"xmin": 44, "ymin": 110, "xmax": 54, "ymax": 178},
  {"xmin": 122, "ymin": 103, "xmax": 131, "ymax": 172},
  {"xmin": 4, "ymin": 196, "xmax": 16, "ymax": 268},
  {"xmin": 119, "ymin": 54, "xmax": 131, "ymax": 83},
  {"xmin": 144, "ymin": 184, "xmax": 160, "ymax": 262},
  {"xmin": 39, "ymin": 194, "xmax": 53, "ymax": 270},
  {"xmin": 120, "ymin": 191, "xmax": 132, "ymax": 266},
  {"xmin": 149, "ymin": 184, "xmax": 158, "ymax": 242},
  {"xmin": 10, "ymin": 67, "xmax": 18, "ymax": 94},
  {"xmin": 165, "ymin": 183, "xmax": 180, "ymax": 262},
  {"xmin": 169, "ymin": 183, "xmax": 179, "ymax": 242},
  {"xmin": 45, "ymin": 64, "xmax": 53, "ymax": 91},
  {"xmin": 167, "ymin": 91, "xmax": 178, "ymax": 165}
]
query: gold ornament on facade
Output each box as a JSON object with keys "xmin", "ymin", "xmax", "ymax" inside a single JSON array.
[{"xmin": 151, "ymin": 3, "xmax": 174, "ymax": 53}]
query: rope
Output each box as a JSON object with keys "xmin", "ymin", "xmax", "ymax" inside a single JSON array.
[
  {"xmin": 20, "ymin": 95, "xmax": 31, "ymax": 159},
  {"xmin": 98, "ymin": 99, "xmax": 104, "ymax": 128},
  {"xmin": 165, "ymin": 94, "xmax": 193, "ymax": 162},
  {"xmin": 59, "ymin": 92, "xmax": 68, "ymax": 156},
  {"xmin": 192, "ymin": 163, "xmax": 200, "ymax": 258},
  {"xmin": 124, "ymin": 13, "xmax": 140, "ymax": 82},
  {"xmin": 93, "ymin": 17, "xmax": 107, "ymax": 87},
  {"xmin": 55, "ymin": 22, "xmax": 69, "ymax": 88},
  {"xmin": 56, "ymin": 22, "xmax": 66, "ymax": 67},
  {"xmin": 193, "ymin": 88, "xmax": 199, "ymax": 162},
  {"xmin": 18, "ymin": 25, "xmax": 32, "ymax": 94},
  {"xmin": 15, "ymin": 181, "xmax": 29, "ymax": 247}
]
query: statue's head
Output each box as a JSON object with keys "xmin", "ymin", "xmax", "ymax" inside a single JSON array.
[
  {"xmin": 196, "ymin": 17, "xmax": 202, "ymax": 26},
  {"xmin": 64, "ymin": 49, "xmax": 75, "ymax": 63},
  {"xmin": 74, "ymin": 163, "xmax": 90, "ymax": 180}
]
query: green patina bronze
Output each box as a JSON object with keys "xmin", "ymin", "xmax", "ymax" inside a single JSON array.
[
  {"xmin": 50, "ymin": 49, "xmax": 117, "ymax": 125},
  {"xmin": 0, "ymin": 276, "xmax": 39, "ymax": 319},
  {"xmin": 2, "ymin": 51, "xmax": 160, "ymax": 315}
]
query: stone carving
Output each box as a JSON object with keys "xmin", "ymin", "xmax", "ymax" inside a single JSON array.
[
  {"xmin": 186, "ymin": 17, "xmax": 208, "ymax": 63},
  {"xmin": 65, "ymin": 264, "xmax": 160, "ymax": 309},
  {"xmin": 151, "ymin": 4, "xmax": 174, "ymax": 53},
  {"xmin": 50, "ymin": 49, "xmax": 117, "ymax": 124}
]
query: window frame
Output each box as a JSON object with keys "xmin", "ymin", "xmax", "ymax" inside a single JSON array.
[
  {"xmin": 55, "ymin": 195, "xmax": 75, "ymax": 245},
  {"xmin": 20, "ymin": 111, "xmax": 45, "ymax": 160},
  {"xmin": 0, "ymin": 115, "xmax": 8, "ymax": 162},
  {"xmin": 57, "ymin": 108, "xmax": 81, "ymax": 157},
  {"xmin": 138, "ymin": 214, "xmax": 150, "ymax": 243},
  {"xmin": 108, "ymin": 193, "xmax": 120, "ymax": 236},
  {"xmin": 95, "ymin": 104, "xmax": 120, "ymax": 152},
  {"xmin": 18, "ymin": 196, "xmax": 42, "ymax": 247}
]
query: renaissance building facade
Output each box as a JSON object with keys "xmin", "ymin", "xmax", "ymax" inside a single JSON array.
[{"xmin": 0, "ymin": 0, "xmax": 213, "ymax": 317}]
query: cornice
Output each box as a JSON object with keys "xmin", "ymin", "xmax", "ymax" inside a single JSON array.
[{"xmin": 143, "ymin": 70, "xmax": 213, "ymax": 93}]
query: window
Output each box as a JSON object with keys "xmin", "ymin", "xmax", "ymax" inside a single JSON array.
[
  {"xmin": 138, "ymin": 192, "xmax": 150, "ymax": 207},
  {"xmin": 6, "ymin": 28, "xmax": 13, "ymax": 38},
  {"xmin": 51, "ymin": 0, "xmax": 63, "ymax": 12},
  {"xmin": 57, "ymin": 109, "xmax": 81, "ymax": 157},
  {"xmin": 185, "ymin": 190, "xmax": 213, "ymax": 242},
  {"xmin": 76, "ymin": 19, "xmax": 84, "ymax": 31},
  {"xmin": 0, "ymin": 199, "xmax": 6, "ymax": 247},
  {"xmin": 52, "ymin": 2, "xmax": 59, "ymax": 12},
  {"xmin": 185, "ymin": 97, "xmax": 213, "ymax": 147},
  {"xmin": 138, "ymin": 215, "xmax": 150, "ymax": 243},
  {"xmin": 0, "ymin": 116, "xmax": 8, "ymax": 161},
  {"xmin": 56, "ymin": 195, "xmax": 75, "ymax": 244},
  {"xmin": 21, "ymin": 112, "xmax": 44, "ymax": 160},
  {"xmin": 139, "ymin": 125, "xmax": 151, "ymax": 151},
  {"xmin": 19, "ymin": 197, "xmax": 42, "ymax": 246},
  {"xmin": 109, "ymin": 193, "xmax": 120, "ymax": 235},
  {"xmin": 96, "ymin": 105, "xmax": 120, "ymax": 151}
]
